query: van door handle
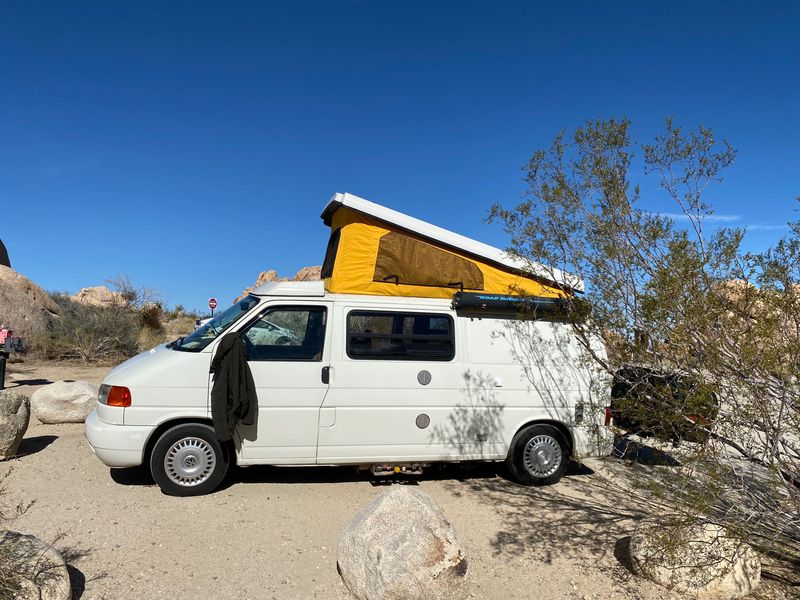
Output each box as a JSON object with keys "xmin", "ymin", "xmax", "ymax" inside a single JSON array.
[{"xmin": 321, "ymin": 366, "xmax": 331, "ymax": 384}]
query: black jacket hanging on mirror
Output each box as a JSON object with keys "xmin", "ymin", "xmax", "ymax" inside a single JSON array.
[{"xmin": 210, "ymin": 332, "xmax": 257, "ymax": 441}]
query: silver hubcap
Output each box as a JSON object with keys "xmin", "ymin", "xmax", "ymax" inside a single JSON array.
[
  {"xmin": 164, "ymin": 437, "xmax": 216, "ymax": 487},
  {"xmin": 523, "ymin": 434, "xmax": 562, "ymax": 478}
]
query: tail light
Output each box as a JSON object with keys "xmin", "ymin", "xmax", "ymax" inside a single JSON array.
[
  {"xmin": 99, "ymin": 384, "xmax": 132, "ymax": 407},
  {"xmin": 604, "ymin": 406, "xmax": 613, "ymax": 426}
]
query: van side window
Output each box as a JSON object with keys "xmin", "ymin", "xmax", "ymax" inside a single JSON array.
[
  {"xmin": 347, "ymin": 311, "xmax": 454, "ymax": 361},
  {"xmin": 242, "ymin": 307, "xmax": 326, "ymax": 361}
]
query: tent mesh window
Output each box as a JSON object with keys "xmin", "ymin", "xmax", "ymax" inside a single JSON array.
[
  {"xmin": 372, "ymin": 232, "xmax": 484, "ymax": 290},
  {"xmin": 321, "ymin": 228, "xmax": 341, "ymax": 279}
]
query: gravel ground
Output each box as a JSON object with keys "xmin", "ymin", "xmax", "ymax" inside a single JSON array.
[{"xmin": 1, "ymin": 361, "xmax": 783, "ymax": 600}]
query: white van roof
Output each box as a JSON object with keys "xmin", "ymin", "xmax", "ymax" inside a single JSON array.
[
  {"xmin": 321, "ymin": 192, "xmax": 583, "ymax": 292},
  {"xmin": 252, "ymin": 280, "xmax": 326, "ymax": 297}
]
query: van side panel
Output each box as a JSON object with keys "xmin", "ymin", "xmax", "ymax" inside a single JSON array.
[
  {"xmin": 317, "ymin": 304, "xmax": 509, "ymax": 463},
  {"xmin": 316, "ymin": 302, "xmax": 605, "ymax": 464},
  {"xmin": 465, "ymin": 317, "xmax": 612, "ymax": 460}
]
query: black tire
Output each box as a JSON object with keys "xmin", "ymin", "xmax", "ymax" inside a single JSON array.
[
  {"xmin": 149, "ymin": 423, "xmax": 229, "ymax": 496},
  {"xmin": 506, "ymin": 424, "xmax": 570, "ymax": 486}
]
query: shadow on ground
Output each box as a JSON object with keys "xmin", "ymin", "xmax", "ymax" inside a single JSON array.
[
  {"xmin": 614, "ymin": 536, "xmax": 634, "ymax": 573},
  {"xmin": 17, "ymin": 435, "xmax": 58, "ymax": 456},
  {"xmin": 67, "ymin": 565, "xmax": 85, "ymax": 599},
  {"xmin": 110, "ymin": 461, "xmax": 510, "ymax": 489},
  {"xmin": 59, "ymin": 543, "xmax": 106, "ymax": 600},
  {"xmin": 614, "ymin": 437, "xmax": 681, "ymax": 467},
  {"xmin": 438, "ymin": 456, "xmax": 663, "ymax": 568},
  {"xmin": 110, "ymin": 466, "xmax": 154, "ymax": 486},
  {"xmin": 10, "ymin": 378, "xmax": 53, "ymax": 387}
]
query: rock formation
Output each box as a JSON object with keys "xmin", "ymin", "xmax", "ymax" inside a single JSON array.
[
  {"xmin": 0, "ymin": 265, "xmax": 59, "ymax": 340},
  {"xmin": 337, "ymin": 486, "xmax": 469, "ymax": 600},
  {"xmin": 0, "ymin": 530, "xmax": 72, "ymax": 600},
  {"xmin": 629, "ymin": 520, "xmax": 761, "ymax": 598},
  {"xmin": 70, "ymin": 285, "xmax": 126, "ymax": 308},
  {"xmin": 235, "ymin": 266, "xmax": 322, "ymax": 302}
]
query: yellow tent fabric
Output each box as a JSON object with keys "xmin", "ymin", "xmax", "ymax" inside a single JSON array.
[{"xmin": 324, "ymin": 207, "xmax": 564, "ymax": 299}]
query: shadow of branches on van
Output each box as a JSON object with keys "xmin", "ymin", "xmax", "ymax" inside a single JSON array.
[{"xmin": 427, "ymin": 370, "xmax": 505, "ymax": 458}]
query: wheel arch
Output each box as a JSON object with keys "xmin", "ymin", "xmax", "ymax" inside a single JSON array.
[
  {"xmin": 509, "ymin": 419, "xmax": 574, "ymax": 457},
  {"xmin": 143, "ymin": 418, "xmax": 236, "ymax": 467}
]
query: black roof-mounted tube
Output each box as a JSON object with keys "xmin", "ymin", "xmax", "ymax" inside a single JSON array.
[{"xmin": 451, "ymin": 291, "xmax": 589, "ymax": 321}]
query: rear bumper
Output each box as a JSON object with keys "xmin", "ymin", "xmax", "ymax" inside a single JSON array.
[{"xmin": 84, "ymin": 409, "xmax": 153, "ymax": 468}]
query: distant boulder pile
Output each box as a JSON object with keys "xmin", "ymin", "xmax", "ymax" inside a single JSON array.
[
  {"xmin": 70, "ymin": 285, "xmax": 126, "ymax": 308},
  {"xmin": 235, "ymin": 266, "xmax": 321, "ymax": 302}
]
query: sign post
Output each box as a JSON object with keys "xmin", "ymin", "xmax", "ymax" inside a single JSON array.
[
  {"xmin": 208, "ymin": 297, "xmax": 218, "ymax": 317},
  {"xmin": 0, "ymin": 328, "xmax": 9, "ymax": 391}
]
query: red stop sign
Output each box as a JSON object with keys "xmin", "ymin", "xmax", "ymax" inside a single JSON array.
[{"xmin": 208, "ymin": 297, "xmax": 218, "ymax": 310}]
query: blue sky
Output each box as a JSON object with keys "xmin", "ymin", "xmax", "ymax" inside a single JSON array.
[{"xmin": 1, "ymin": 1, "xmax": 798, "ymax": 311}]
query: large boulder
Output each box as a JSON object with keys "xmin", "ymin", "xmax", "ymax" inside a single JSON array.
[
  {"xmin": 31, "ymin": 381, "xmax": 99, "ymax": 424},
  {"xmin": 629, "ymin": 520, "xmax": 761, "ymax": 599},
  {"xmin": 0, "ymin": 530, "xmax": 71, "ymax": 600},
  {"xmin": 337, "ymin": 486, "xmax": 468, "ymax": 600},
  {"xmin": 0, "ymin": 390, "xmax": 30, "ymax": 459},
  {"xmin": 0, "ymin": 265, "xmax": 59, "ymax": 339}
]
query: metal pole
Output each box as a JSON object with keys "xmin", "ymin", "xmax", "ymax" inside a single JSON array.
[{"xmin": 0, "ymin": 352, "xmax": 7, "ymax": 391}]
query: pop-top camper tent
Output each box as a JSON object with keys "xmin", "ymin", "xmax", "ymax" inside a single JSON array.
[{"xmin": 319, "ymin": 193, "xmax": 582, "ymax": 300}]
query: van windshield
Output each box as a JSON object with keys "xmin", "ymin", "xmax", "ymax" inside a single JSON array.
[{"xmin": 171, "ymin": 296, "xmax": 260, "ymax": 352}]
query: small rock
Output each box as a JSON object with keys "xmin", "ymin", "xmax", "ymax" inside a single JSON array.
[
  {"xmin": 628, "ymin": 520, "xmax": 760, "ymax": 599},
  {"xmin": 0, "ymin": 530, "xmax": 71, "ymax": 600},
  {"xmin": 0, "ymin": 390, "xmax": 30, "ymax": 459},
  {"xmin": 31, "ymin": 380, "xmax": 99, "ymax": 424},
  {"xmin": 337, "ymin": 486, "xmax": 468, "ymax": 600}
]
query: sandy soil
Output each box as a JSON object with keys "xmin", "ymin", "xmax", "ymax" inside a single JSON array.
[{"xmin": 1, "ymin": 361, "xmax": 784, "ymax": 600}]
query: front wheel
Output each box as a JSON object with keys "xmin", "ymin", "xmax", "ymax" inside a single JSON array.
[
  {"xmin": 506, "ymin": 424, "xmax": 570, "ymax": 486},
  {"xmin": 150, "ymin": 423, "xmax": 229, "ymax": 496}
]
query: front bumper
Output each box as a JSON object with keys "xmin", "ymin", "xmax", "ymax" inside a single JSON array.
[{"xmin": 84, "ymin": 409, "xmax": 154, "ymax": 468}]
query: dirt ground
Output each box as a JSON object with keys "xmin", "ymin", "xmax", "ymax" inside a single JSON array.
[{"xmin": 2, "ymin": 361, "xmax": 785, "ymax": 600}]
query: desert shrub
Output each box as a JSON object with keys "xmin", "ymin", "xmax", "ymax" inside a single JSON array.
[
  {"xmin": 136, "ymin": 325, "xmax": 166, "ymax": 352},
  {"xmin": 164, "ymin": 313, "xmax": 199, "ymax": 340},
  {"xmin": 491, "ymin": 117, "xmax": 800, "ymax": 583},
  {"xmin": 0, "ymin": 469, "xmax": 33, "ymax": 600},
  {"xmin": 139, "ymin": 303, "xmax": 165, "ymax": 332},
  {"xmin": 33, "ymin": 294, "xmax": 140, "ymax": 363}
]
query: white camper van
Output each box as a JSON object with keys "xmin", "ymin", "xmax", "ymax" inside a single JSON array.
[{"xmin": 85, "ymin": 194, "xmax": 613, "ymax": 496}]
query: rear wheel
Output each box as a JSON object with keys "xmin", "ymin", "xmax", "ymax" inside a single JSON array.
[
  {"xmin": 150, "ymin": 423, "xmax": 229, "ymax": 496},
  {"xmin": 506, "ymin": 424, "xmax": 570, "ymax": 486}
]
